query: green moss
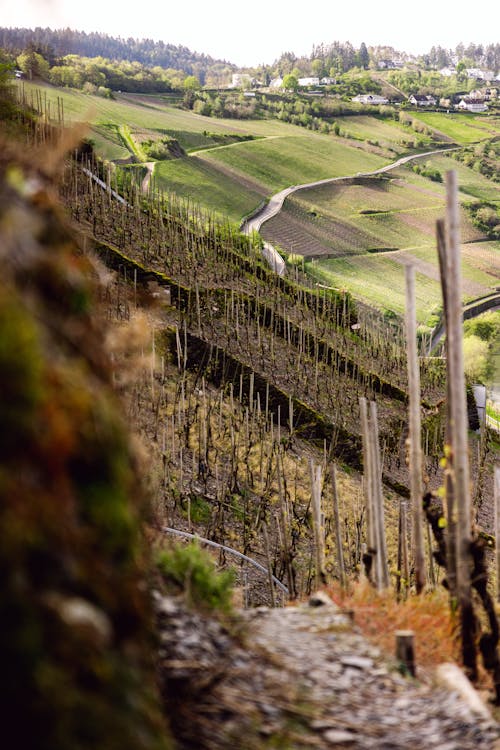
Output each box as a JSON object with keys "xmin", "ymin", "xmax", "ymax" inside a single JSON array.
[
  {"xmin": 157, "ymin": 542, "xmax": 235, "ymax": 614},
  {"xmin": 0, "ymin": 287, "xmax": 43, "ymax": 451}
]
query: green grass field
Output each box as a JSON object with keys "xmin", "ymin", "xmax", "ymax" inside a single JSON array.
[
  {"xmin": 305, "ymin": 253, "xmax": 444, "ymax": 323},
  {"xmin": 154, "ymin": 156, "xmax": 265, "ymax": 221},
  {"xmin": 409, "ymin": 112, "xmax": 500, "ymax": 144},
  {"xmin": 338, "ymin": 114, "xmax": 444, "ymax": 152},
  {"xmin": 197, "ymin": 133, "xmax": 387, "ymax": 195}
]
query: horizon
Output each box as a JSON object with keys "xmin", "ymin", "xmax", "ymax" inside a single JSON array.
[{"xmin": 1, "ymin": 0, "xmax": 499, "ymax": 67}]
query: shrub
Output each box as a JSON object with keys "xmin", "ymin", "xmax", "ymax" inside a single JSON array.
[
  {"xmin": 463, "ymin": 335, "xmax": 489, "ymax": 382},
  {"xmin": 156, "ymin": 542, "xmax": 235, "ymax": 613}
]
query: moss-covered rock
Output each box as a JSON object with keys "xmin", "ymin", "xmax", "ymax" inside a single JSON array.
[{"xmin": 0, "ymin": 135, "xmax": 172, "ymax": 750}]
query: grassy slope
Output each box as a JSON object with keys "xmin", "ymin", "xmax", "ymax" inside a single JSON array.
[
  {"xmin": 196, "ymin": 133, "xmax": 386, "ymax": 194},
  {"xmin": 338, "ymin": 115, "xmax": 442, "ymax": 152},
  {"xmin": 22, "ymin": 82, "xmax": 500, "ymax": 320},
  {"xmin": 410, "ymin": 112, "xmax": 500, "ymax": 143},
  {"xmin": 153, "ymin": 156, "xmax": 265, "ymax": 220},
  {"xmin": 266, "ymin": 160, "xmax": 500, "ymax": 324}
]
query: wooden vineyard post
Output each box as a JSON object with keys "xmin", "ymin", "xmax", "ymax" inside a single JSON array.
[
  {"xmin": 359, "ymin": 397, "xmax": 390, "ymax": 590},
  {"xmin": 444, "ymin": 170, "xmax": 477, "ymax": 679},
  {"xmin": 277, "ymin": 451, "xmax": 296, "ymax": 600},
  {"xmin": 310, "ymin": 460, "xmax": 326, "ymax": 587},
  {"xmin": 397, "ymin": 500, "xmax": 410, "ymax": 600},
  {"xmin": 330, "ymin": 463, "xmax": 346, "ymax": 589},
  {"xmin": 405, "ymin": 265, "xmax": 426, "ymax": 593},
  {"xmin": 395, "ymin": 630, "xmax": 416, "ymax": 677},
  {"xmin": 369, "ymin": 400, "xmax": 390, "ymax": 590},
  {"xmin": 436, "ymin": 218, "xmax": 457, "ymax": 600},
  {"xmin": 360, "ymin": 397, "xmax": 376, "ymax": 584},
  {"xmin": 262, "ymin": 524, "xmax": 276, "ymax": 608}
]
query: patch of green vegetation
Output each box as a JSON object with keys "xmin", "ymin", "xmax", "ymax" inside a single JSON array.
[
  {"xmin": 154, "ymin": 156, "xmax": 263, "ymax": 222},
  {"xmin": 201, "ymin": 132, "xmax": 386, "ymax": 194},
  {"xmin": 156, "ymin": 542, "xmax": 235, "ymax": 613},
  {"xmin": 412, "ymin": 163, "xmax": 443, "ymax": 182},
  {"xmin": 305, "ymin": 253, "xmax": 443, "ymax": 325},
  {"xmin": 487, "ymin": 402, "xmax": 500, "ymax": 421},
  {"xmin": 410, "ymin": 112, "xmax": 500, "ymax": 144},
  {"xmin": 464, "ymin": 311, "xmax": 500, "ymax": 388},
  {"xmin": 183, "ymin": 494, "xmax": 212, "ymax": 524}
]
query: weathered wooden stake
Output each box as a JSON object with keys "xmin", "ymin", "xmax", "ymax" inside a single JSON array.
[
  {"xmin": 330, "ymin": 463, "xmax": 346, "ymax": 589},
  {"xmin": 262, "ymin": 524, "xmax": 276, "ymax": 608},
  {"xmin": 395, "ymin": 630, "xmax": 416, "ymax": 677},
  {"xmin": 397, "ymin": 500, "xmax": 410, "ymax": 600},
  {"xmin": 444, "ymin": 170, "xmax": 476, "ymax": 679},
  {"xmin": 370, "ymin": 400, "xmax": 390, "ymax": 590},
  {"xmin": 310, "ymin": 460, "xmax": 326, "ymax": 587},
  {"xmin": 405, "ymin": 264, "xmax": 426, "ymax": 593},
  {"xmin": 359, "ymin": 397, "xmax": 376, "ymax": 583},
  {"xmin": 436, "ymin": 218, "xmax": 457, "ymax": 600}
]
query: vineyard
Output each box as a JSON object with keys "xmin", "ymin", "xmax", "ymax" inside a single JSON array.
[
  {"xmin": 5, "ymin": 71, "xmax": 500, "ymax": 742},
  {"xmin": 56, "ymin": 142, "xmax": 500, "ymax": 558},
  {"xmin": 261, "ymin": 164, "xmax": 500, "ymax": 322}
]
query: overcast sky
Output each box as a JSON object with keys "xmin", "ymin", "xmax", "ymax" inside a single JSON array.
[{"xmin": 1, "ymin": 0, "xmax": 499, "ymax": 67}]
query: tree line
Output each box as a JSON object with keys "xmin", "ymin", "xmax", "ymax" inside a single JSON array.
[{"xmin": 0, "ymin": 26, "xmax": 236, "ymax": 84}]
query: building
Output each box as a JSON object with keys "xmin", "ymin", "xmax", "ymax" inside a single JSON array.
[
  {"xmin": 298, "ymin": 77, "xmax": 320, "ymax": 87},
  {"xmin": 439, "ymin": 67, "xmax": 456, "ymax": 77},
  {"xmin": 408, "ymin": 94, "xmax": 437, "ymax": 107},
  {"xmin": 352, "ymin": 94, "xmax": 389, "ymax": 105},
  {"xmin": 465, "ymin": 68, "xmax": 494, "ymax": 81},
  {"xmin": 457, "ymin": 97, "xmax": 488, "ymax": 112}
]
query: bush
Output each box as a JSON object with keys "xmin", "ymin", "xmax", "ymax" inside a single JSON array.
[
  {"xmin": 463, "ymin": 335, "xmax": 489, "ymax": 382},
  {"xmin": 156, "ymin": 542, "xmax": 235, "ymax": 613}
]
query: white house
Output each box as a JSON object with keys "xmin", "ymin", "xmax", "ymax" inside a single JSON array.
[
  {"xmin": 320, "ymin": 77, "xmax": 336, "ymax": 85},
  {"xmin": 352, "ymin": 94, "xmax": 389, "ymax": 105},
  {"xmin": 269, "ymin": 77, "xmax": 283, "ymax": 88},
  {"xmin": 466, "ymin": 68, "xmax": 494, "ymax": 81},
  {"xmin": 457, "ymin": 98, "xmax": 488, "ymax": 112},
  {"xmin": 378, "ymin": 59, "xmax": 403, "ymax": 69},
  {"xmin": 408, "ymin": 94, "xmax": 437, "ymax": 107},
  {"xmin": 298, "ymin": 77, "xmax": 320, "ymax": 87}
]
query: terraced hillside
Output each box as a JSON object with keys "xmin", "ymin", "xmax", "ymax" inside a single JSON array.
[
  {"xmin": 261, "ymin": 161, "xmax": 500, "ymax": 324},
  {"xmin": 21, "ymin": 82, "xmax": 500, "ymax": 326}
]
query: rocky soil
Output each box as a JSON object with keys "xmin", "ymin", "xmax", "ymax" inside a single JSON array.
[{"xmin": 155, "ymin": 591, "xmax": 500, "ymax": 749}]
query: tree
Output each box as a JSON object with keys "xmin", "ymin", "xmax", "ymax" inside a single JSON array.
[
  {"xmin": 456, "ymin": 60, "xmax": 468, "ymax": 83},
  {"xmin": 16, "ymin": 49, "xmax": 49, "ymax": 80},
  {"xmin": 311, "ymin": 58, "xmax": 325, "ymax": 78},
  {"xmin": 358, "ymin": 42, "xmax": 369, "ymax": 69},
  {"xmin": 183, "ymin": 75, "xmax": 201, "ymax": 91},
  {"xmin": 282, "ymin": 74, "xmax": 298, "ymax": 92},
  {"xmin": 463, "ymin": 335, "xmax": 489, "ymax": 382}
]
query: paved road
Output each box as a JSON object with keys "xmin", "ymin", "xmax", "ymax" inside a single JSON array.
[
  {"xmin": 240, "ymin": 147, "xmax": 459, "ymax": 276},
  {"xmin": 241, "ymin": 147, "xmax": 459, "ymax": 236}
]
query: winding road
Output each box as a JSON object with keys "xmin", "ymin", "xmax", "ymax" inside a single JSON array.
[{"xmin": 240, "ymin": 147, "xmax": 460, "ymax": 276}]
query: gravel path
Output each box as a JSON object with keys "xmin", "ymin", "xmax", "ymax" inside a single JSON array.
[
  {"xmin": 156, "ymin": 592, "xmax": 500, "ymax": 749},
  {"xmin": 246, "ymin": 599, "xmax": 500, "ymax": 749}
]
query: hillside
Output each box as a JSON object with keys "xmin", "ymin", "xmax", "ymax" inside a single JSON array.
[
  {"xmin": 4, "ymin": 57, "xmax": 500, "ymax": 748},
  {"xmin": 15, "ymin": 79, "xmax": 499, "ymax": 325},
  {"xmin": 0, "ymin": 26, "xmax": 233, "ymax": 78}
]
